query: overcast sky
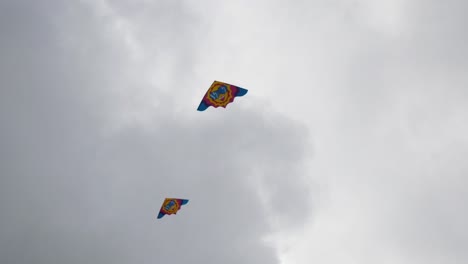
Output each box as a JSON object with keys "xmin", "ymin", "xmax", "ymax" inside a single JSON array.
[{"xmin": 1, "ymin": 1, "xmax": 467, "ymax": 264}]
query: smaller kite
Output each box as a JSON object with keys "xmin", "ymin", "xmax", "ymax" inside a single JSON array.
[
  {"xmin": 197, "ymin": 80, "xmax": 248, "ymax": 111},
  {"xmin": 157, "ymin": 198, "xmax": 189, "ymax": 219}
]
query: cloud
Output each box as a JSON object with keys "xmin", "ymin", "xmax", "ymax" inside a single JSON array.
[
  {"xmin": 284, "ymin": 1, "xmax": 468, "ymax": 263},
  {"xmin": 3, "ymin": 0, "xmax": 467, "ymax": 263},
  {"xmin": 0, "ymin": 1, "xmax": 313, "ymax": 264},
  {"xmin": 181, "ymin": 1, "xmax": 467, "ymax": 263}
]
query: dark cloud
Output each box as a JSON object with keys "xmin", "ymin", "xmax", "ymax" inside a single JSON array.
[{"xmin": 0, "ymin": 1, "xmax": 312, "ymax": 264}]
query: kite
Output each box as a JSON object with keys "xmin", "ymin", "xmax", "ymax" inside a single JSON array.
[
  {"xmin": 197, "ymin": 80, "xmax": 248, "ymax": 111},
  {"xmin": 157, "ymin": 198, "xmax": 189, "ymax": 219}
]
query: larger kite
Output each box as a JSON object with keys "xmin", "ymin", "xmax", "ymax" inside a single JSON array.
[
  {"xmin": 197, "ymin": 80, "xmax": 248, "ymax": 111},
  {"xmin": 157, "ymin": 198, "xmax": 189, "ymax": 219}
]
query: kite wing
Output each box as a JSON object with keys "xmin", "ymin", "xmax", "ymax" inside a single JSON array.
[
  {"xmin": 197, "ymin": 80, "xmax": 248, "ymax": 111},
  {"xmin": 157, "ymin": 198, "xmax": 189, "ymax": 219}
]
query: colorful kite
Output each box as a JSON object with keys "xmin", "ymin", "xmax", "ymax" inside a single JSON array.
[
  {"xmin": 157, "ymin": 198, "xmax": 189, "ymax": 219},
  {"xmin": 197, "ymin": 80, "xmax": 248, "ymax": 111}
]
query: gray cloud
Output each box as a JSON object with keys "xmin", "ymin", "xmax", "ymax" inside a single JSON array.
[
  {"xmin": 3, "ymin": 0, "xmax": 467, "ymax": 263},
  {"xmin": 0, "ymin": 1, "xmax": 312, "ymax": 264}
]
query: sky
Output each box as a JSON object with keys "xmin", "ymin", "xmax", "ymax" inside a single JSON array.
[{"xmin": 0, "ymin": 0, "xmax": 467, "ymax": 264}]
